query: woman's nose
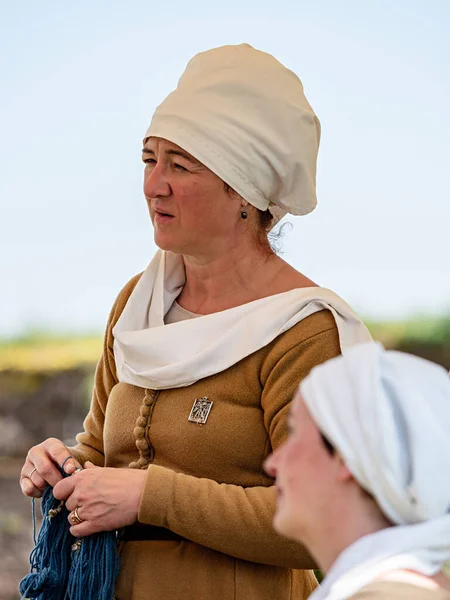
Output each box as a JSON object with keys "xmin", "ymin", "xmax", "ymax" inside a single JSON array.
[
  {"xmin": 144, "ymin": 163, "xmax": 171, "ymax": 199},
  {"xmin": 264, "ymin": 451, "xmax": 278, "ymax": 478}
]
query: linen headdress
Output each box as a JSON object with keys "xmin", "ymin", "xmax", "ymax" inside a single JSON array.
[
  {"xmin": 301, "ymin": 341, "xmax": 450, "ymax": 525},
  {"xmin": 145, "ymin": 44, "xmax": 321, "ymax": 220}
]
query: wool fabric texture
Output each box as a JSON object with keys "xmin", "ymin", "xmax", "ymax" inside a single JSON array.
[
  {"xmin": 112, "ymin": 250, "xmax": 371, "ymax": 390},
  {"xmin": 146, "ymin": 44, "xmax": 320, "ymax": 219},
  {"xmin": 300, "ymin": 342, "xmax": 450, "ymax": 600},
  {"xmin": 68, "ymin": 273, "xmax": 347, "ymax": 600}
]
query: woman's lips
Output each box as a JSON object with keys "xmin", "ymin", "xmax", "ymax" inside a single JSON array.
[{"xmin": 154, "ymin": 212, "xmax": 175, "ymax": 224}]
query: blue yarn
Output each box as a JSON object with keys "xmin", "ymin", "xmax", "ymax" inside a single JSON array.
[
  {"xmin": 66, "ymin": 531, "xmax": 120, "ymax": 600},
  {"xmin": 19, "ymin": 474, "xmax": 120, "ymax": 600}
]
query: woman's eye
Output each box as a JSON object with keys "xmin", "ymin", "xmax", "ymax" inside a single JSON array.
[
  {"xmin": 143, "ymin": 158, "xmax": 156, "ymax": 166},
  {"xmin": 174, "ymin": 163, "xmax": 188, "ymax": 172}
]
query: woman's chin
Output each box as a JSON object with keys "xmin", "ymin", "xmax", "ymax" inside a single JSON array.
[
  {"xmin": 154, "ymin": 234, "xmax": 201, "ymax": 256},
  {"xmin": 273, "ymin": 506, "xmax": 300, "ymax": 540},
  {"xmin": 153, "ymin": 234, "xmax": 179, "ymax": 253}
]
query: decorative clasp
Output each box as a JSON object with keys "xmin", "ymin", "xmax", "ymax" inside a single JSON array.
[{"xmin": 188, "ymin": 397, "xmax": 213, "ymax": 425}]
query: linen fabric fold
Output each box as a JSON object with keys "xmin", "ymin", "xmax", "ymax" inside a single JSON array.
[
  {"xmin": 112, "ymin": 250, "xmax": 371, "ymax": 390},
  {"xmin": 145, "ymin": 43, "xmax": 320, "ymax": 221},
  {"xmin": 300, "ymin": 342, "xmax": 450, "ymax": 600}
]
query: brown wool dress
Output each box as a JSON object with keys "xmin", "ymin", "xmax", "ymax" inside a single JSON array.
[{"xmin": 70, "ymin": 274, "xmax": 342, "ymax": 600}]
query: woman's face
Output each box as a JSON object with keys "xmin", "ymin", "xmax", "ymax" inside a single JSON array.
[
  {"xmin": 143, "ymin": 137, "xmax": 243, "ymax": 256},
  {"xmin": 264, "ymin": 393, "xmax": 340, "ymax": 542}
]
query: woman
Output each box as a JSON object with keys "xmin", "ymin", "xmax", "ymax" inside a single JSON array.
[
  {"xmin": 20, "ymin": 44, "xmax": 371, "ymax": 600},
  {"xmin": 265, "ymin": 342, "xmax": 450, "ymax": 599}
]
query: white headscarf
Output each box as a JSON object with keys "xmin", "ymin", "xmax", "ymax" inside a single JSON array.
[
  {"xmin": 145, "ymin": 44, "xmax": 320, "ymax": 221},
  {"xmin": 300, "ymin": 342, "xmax": 450, "ymax": 599}
]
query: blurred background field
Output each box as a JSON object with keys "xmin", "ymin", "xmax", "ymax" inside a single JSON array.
[{"xmin": 1, "ymin": 315, "xmax": 450, "ymax": 372}]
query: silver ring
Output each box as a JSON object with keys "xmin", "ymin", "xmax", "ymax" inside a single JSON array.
[{"xmin": 29, "ymin": 467, "xmax": 37, "ymax": 479}]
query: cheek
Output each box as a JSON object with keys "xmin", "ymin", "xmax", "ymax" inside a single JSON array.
[
  {"xmin": 280, "ymin": 439, "xmax": 320, "ymax": 502},
  {"xmin": 272, "ymin": 441, "xmax": 309, "ymax": 536},
  {"xmin": 277, "ymin": 441, "xmax": 303, "ymax": 483},
  {"xmin": 180, "ymin": 186, "xmax": 228, "ymax": 227},
  {"xmin": 283, "ymin": 443, "xmax": 334, "ymax": 513}
]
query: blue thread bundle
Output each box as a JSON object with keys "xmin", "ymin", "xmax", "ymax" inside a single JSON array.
[{"xmin": 19, "ymin": 480, "xmax": 120, "ymax": 600}]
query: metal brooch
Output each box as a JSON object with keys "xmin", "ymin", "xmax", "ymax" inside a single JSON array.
[{"xmin": 188, "ymin": 397, "xmax": 213, "ymax": 425}]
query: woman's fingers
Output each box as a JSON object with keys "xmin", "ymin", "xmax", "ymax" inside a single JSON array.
[
  {"xmin": 69, "ymin": 518, "xmax": 100, "ymax": 538},
  {"xmin": 19, "ymin": 438, "xmax": 82, "ymax": 497},
  {"xmin": 28, "ymin": 465, "xmax": 47, "ymax": 491},
  {"xmin": 55, "ymin": 467, "xmax": 147, "ymax": 537},
  {"xmin": 19, "ymin": 465, "xmax": 45, "ymax": 498},
  {"xmin": 41, "ymin": 438, "xmax": 82, "ymax": 478},
  {"xmin": 20, "ymin": 460, "xmax": 47, "ymax": 497}
]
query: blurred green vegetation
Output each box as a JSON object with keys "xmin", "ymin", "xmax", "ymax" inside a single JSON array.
[
  {"xmin": 0, "ymin": 314, "xmax": 449, "ymax": 372},
  {"xmin": 365, "ymin": 314, "xmax": 450, "ymax": 345},
  {"xmin": 0, "ymin": 330, "xmax": 102, "ymax": 371},
  {"xmin": 365, "ymin": 314, "xmax": 450, "ymax": 369}
]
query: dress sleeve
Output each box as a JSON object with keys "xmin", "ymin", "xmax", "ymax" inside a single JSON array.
[
  {"xmin": 68, "ymin": 274, "xmax": 141, "ymax": 467},
  {"xmin": 137, "ymin": 322, "xmax": 341, "ymax": 568}
]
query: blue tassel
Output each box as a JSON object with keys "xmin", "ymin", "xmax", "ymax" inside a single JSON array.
[{"xmin": 19, "ymin": 477, "xmax": 120, "ymax": 600}]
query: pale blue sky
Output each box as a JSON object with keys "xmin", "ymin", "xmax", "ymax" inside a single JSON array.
[{"xmin": 1, "ymin": 1, "xmax": 449, "ymax": 336}]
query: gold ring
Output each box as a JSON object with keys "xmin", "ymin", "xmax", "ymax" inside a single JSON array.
[
  {"xmin": 29, "ymin": 467, "xmax": 37, "ymax": 479},
  {"xmin": 70, "ymin": 507, "xmax": 84, "ymax": 525}
]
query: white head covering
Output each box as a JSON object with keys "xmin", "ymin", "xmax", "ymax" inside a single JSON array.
[
  {"xmin": 300, "ymin": 341, "xmax": 450, "ymax": 599},
  {"xmin": 145, "ymin": 44, "xmax": 320, "ymax": 220}
]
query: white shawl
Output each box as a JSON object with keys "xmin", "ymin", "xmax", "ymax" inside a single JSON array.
[{"xmin": 112, "ymin": 250, "xmax": 371, "ymax": 390}]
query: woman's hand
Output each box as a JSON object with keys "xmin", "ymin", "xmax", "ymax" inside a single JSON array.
[
  {"xmin": 53, "ymin": 462, "xmax": 147, "ymax": 537},
  {"xmin": 19, "ymin": 437, "xmax": 81, "ymax": 498}
]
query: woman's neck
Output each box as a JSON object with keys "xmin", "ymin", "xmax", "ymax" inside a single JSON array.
[
  {"xmin": 305, "ymin": 496, "xmax": 394, "ymax": 574},
  {"xmin": 177, "ymin": 244, "xmax": 282, "ymax": 314}
]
